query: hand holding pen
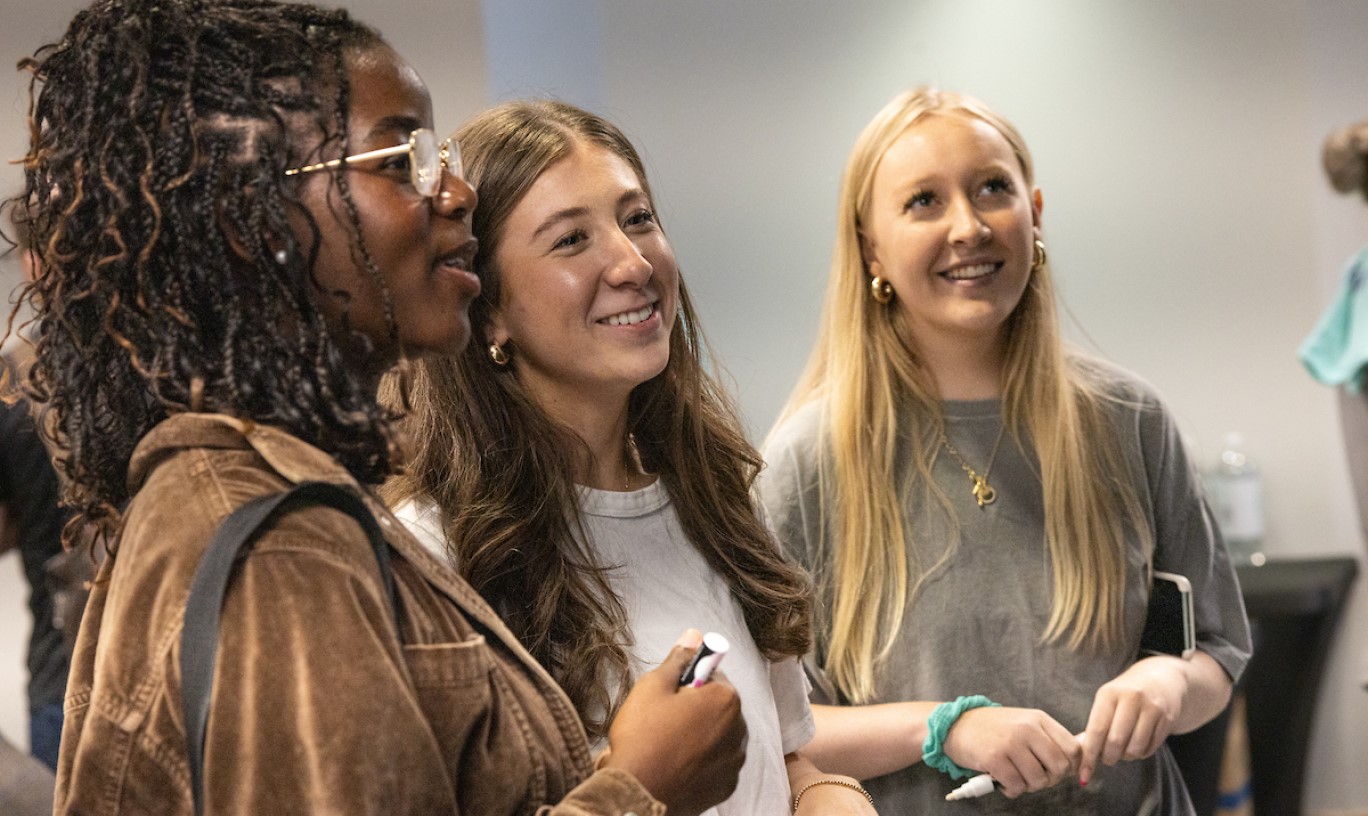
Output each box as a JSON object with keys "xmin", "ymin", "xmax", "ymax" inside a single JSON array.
[
  {"xmin": 936, "ymin": 706, "xmax": 1081, "ymax": 799},
  {"xmin": 601, "ymin": 629, "xmax": 747, "ymax": 815},
  {"xmin": 679, "ymin": 631, "xmax": 730, "ymax": 687},
  {"xmin": 945, "ymin": 731, "xmax": 1087, "ymax": 801}
]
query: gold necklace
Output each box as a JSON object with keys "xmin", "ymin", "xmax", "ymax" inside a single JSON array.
[{"xmin": 939, "ymin": 424, "xmax": 1006, "ymax": 509}]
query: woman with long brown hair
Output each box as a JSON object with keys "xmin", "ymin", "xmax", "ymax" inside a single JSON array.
[{"xmin": 385, "ymin": 99, "xmax": 873, "ymax": 815}]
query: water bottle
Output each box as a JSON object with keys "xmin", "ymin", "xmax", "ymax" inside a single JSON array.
[{"xmin": 1207, "ymin": 432, "xmax": 1266, "ymax": 567}]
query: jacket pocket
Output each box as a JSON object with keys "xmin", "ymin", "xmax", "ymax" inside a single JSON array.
[{"xmin": 402, "ymin": 634, "xmax": 536, "ymax": 813}]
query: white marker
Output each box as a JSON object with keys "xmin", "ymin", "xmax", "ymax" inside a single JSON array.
[
  {"xmin": 945, "ymin": 773, "xmax": 994, "ymax": 801},
  {"xmin": 679, "ymin": 632, "xmax": 730, "ymax": 687},
  {"xmin": 945, "ymin": 732, "xmax": 1087, "ymax": 800}
]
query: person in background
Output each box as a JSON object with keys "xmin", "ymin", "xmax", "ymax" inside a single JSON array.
[
  {"xmin": 384, "ymin": 99, "xmax": 875, "ymax": 815},
  {"xmin": 756, "ymin": 86, "xmax": 1250, "ymax": 813},
  {"xmin": 2, "ymin": 206, "xmax": 75, "ymax": 772},
  {"xmin": 0, "ymin": 397, "xmax": 69, "ymax": 770},
  {"xmin": 1302, "ymin": 120, "xmax": 1368, "ymax": 558},
  {"xmin": 10, "ymin": 2, "xmax": 744, "ymax": 813},
  {"xmin": 1301, "ymin": 119, "xmax": 1368, "ymax": 691}
]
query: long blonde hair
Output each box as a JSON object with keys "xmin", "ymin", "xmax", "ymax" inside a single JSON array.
[{"xmin": 773, "ymin": 87, "xmax": 1150, "ymax": 702}]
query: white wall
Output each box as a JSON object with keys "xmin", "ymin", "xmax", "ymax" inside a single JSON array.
[{"xmin": 2, "ymin": 0, "xmax": 1365, "ymax": 810}]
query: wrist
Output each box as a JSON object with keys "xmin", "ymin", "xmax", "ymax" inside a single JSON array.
[
  {"xmin": 901, "ymin": 701, "xmax": 936, "ymax": 766},
  {"xmin": 922, "ymin": 695, "xmax": 1000, "ymax": 780},
  {"xmin": 791, "ymin": 777, "xmax": 873, "ymax": 812}
]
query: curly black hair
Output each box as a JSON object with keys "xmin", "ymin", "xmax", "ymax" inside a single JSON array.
[{"xmin": 3, "ymin": 0, "xmax": 398, "ymax": 539}]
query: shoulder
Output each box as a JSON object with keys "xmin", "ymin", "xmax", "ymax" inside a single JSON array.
[
  {"xmin": 120, "ymin": 421, "xmax": 388, "ymax": 583},
  {"xmin": 1068, "ymin": 352, "xmax": 1166, "ymax": 409},
  {"xmin": 1067, "ymin": 352, "xmax": 1180, "ymax": 448},
  {"xmin": 1068, "ymin": 353, "xmax": 1201, "ymax": 486},
  {"xmin": 758, "ymin": 398, "xmax": 830, "ymax": 505},
  {"xmin": 761, "ymin": 398, "xmax": 828, "ymax": 468}
]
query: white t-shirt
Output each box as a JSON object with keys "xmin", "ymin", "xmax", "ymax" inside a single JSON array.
[{"xmin": 396, "ymin": 481, "xmax": 814, "ymax": 816}]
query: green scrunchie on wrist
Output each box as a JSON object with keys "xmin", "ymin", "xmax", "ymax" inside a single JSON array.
[{"xmin": 922, "ymin": 695, "xmax": 1001, "ymax": 780}]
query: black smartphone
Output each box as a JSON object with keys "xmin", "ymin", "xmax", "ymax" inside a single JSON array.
[{"xmin": 1140, "ymin": 571, "xmax": 1195, "ymax": 659}]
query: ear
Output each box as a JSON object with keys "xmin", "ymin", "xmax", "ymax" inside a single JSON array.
[
  {"xmin": 859, "ymin": 232, "xmax": 882, "ymax": 277},
  {"xmin": 1031, "ymin": 188, "xmax": 1044, "ymax": 232},
  {"xmin": 485, "ymin": 306, "xmax": 510, "ymax": 349}
]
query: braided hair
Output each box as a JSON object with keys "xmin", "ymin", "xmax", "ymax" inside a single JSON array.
[{"xmin": 4, "ymin": 0, "xmax": 398, "ymax": 540}]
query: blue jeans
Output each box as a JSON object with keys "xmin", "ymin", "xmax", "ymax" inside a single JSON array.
[{"xmin": 29, "ymin": 702, "xmax": 63, "ymax": 771}]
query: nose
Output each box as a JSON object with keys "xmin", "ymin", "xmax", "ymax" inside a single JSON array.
[
  {"xmin": 947, "ymin": 196, "xmax": 990, "ymax": 246},
  {"xmin": 432, "ymin": 170, "xmax": 477, "ymax": 221},
  {"xmin": 604, "ymin": 228, "xmax": 653, "ymax": 286}
]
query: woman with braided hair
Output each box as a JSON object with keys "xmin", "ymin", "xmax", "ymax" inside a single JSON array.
[{"xmin": 6, "ymin": 1, "xmax": 744, "ymax": 813}]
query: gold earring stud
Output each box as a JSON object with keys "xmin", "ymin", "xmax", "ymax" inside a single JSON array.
[
  {"xmin": 488, "ymin": 342, "xmax": 509, "ymax": 367},
  {"xmin": 1032, "ymin": 239, "xmax": 1047, "ymax": 272},
  {"xmin": 870, "ymin": 276, "xmax": 893, "ymax": 304}
]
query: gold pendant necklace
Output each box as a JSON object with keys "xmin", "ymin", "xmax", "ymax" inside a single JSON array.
[{"xmin": 939, "ymin": 424, "xmax": 1006, "ymax": 509}]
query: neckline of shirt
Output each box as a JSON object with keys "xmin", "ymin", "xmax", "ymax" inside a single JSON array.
[
  {"xmin": 577, "ymin": 479, "xmax": 670, "ymax": 518},
  {"xmin": 942, "ymin": 397, "xmax": 1003, "ymax": 420}
]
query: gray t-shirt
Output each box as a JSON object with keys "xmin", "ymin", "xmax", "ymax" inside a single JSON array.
[
  {"xmin": 396, "ymin": 483, "xmax": 815, "ymax": 816},
  {"xmin": 757, "ymin": 365, "xmax": 1251, "ymax": 815}
]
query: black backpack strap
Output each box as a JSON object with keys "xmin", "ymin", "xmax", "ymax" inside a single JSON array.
[{"xmin": 180, "ymin": 481, "xmax": 400, "ymax": 816}]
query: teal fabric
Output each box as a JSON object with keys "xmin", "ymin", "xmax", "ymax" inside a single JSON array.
[
  {"xmin": 921, "ymin": 695, "xmax": 1000, "ymax": 780},
  {"xmin": 1301, "ymin": 247, "xmax": 1368, "ymax": 393}
]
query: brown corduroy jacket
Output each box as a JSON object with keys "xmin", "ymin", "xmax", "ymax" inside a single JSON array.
[{"xmin": 54, "ymin": 413, "xmax": 662, "ymax": 815}]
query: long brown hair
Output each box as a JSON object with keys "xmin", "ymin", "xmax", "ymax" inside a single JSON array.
[{"xmin": 383, "ymin": 99, "xmax": 811, "ymax": 739}]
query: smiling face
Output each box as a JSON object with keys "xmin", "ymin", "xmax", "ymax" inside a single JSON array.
[
  {"xmin": 296, "ymin": 42, "xmax": 480, "ymax": 371},
  {"xmin": 486, "ymin": 142, "xmax": 679, "ymax": 412},
  {"xmin": 861, "ymin": 112, "xmax": 1041, "ymax": 353}
]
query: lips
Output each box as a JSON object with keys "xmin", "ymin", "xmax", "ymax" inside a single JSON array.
[{"xmin": 435, "ymin": 236, "xmax": 479, "ymax": 274}]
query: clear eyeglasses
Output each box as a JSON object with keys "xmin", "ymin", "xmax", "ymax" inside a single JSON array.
[{"xmin": 285, "ymin": 128, "xmax": 462, "ymax": 198}]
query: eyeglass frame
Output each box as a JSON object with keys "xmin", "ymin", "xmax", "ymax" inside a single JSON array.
[{"xmin": 284, "ymin": 128, "xmax": 463, "ymax": 198}]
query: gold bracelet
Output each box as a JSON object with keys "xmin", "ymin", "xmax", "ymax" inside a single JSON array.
[{"xmin": 791, "ymin": 778, "xmax": 874, "ymax": 812}]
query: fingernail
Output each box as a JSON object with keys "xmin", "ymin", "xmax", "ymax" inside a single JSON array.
[{"xmin": 675, "ymin": 628, "xmax": 703, "ymax": 648}]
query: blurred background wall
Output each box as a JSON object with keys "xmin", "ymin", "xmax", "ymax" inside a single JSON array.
[{"xmin": 2, "ymin": 0, "xmax": 1365, "ymax": 810}]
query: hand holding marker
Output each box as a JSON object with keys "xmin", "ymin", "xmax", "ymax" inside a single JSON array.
[
  {"xmin": 945, "ymin": 732, "xmax": 1087, "ymax": 801},
  {"xmin": 679, "ymin": 632, "xmax": 730, "ymax": 687}
]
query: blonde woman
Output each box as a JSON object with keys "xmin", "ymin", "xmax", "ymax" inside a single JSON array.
[{"xmin": 757, "ymin": 87, "xmax": 1250, "ymax": 813}]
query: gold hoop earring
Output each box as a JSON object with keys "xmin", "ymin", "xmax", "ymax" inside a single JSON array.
[
  {"xmin": 870, "ymin": 276, "xmax": 893, "ymax": 304},
  {"xmin": 488, "ymin": 342, "xmax": 509, "ymax": 367},
  {"xmin": 1032, "ymin": 239, "xmax": 1047, "ymax": 272}
]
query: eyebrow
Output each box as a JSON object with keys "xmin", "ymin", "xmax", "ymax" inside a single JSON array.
[
  {"xmin": 530, "ymin": 187, "xmax": 650, "ymax": 242},
  {"xmin": 891, "ymin": 162, "xmax": 1017, "ymax": 195},
  {"xmin": 361, "ymin": 114, "xmax": 424, "ymax": 145}
]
